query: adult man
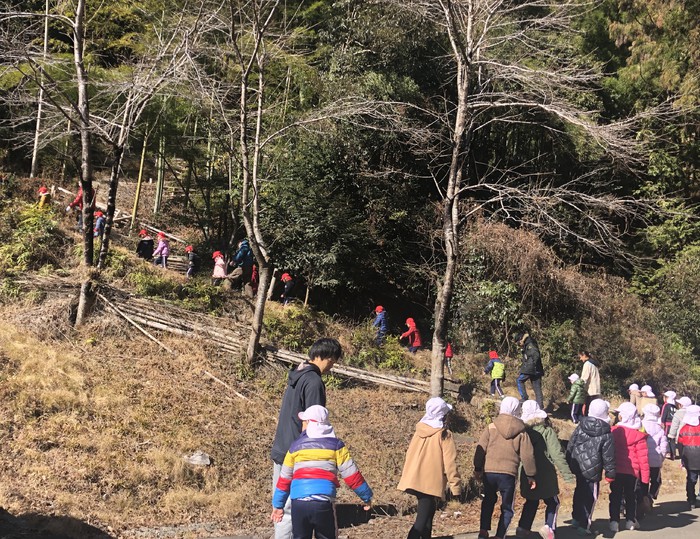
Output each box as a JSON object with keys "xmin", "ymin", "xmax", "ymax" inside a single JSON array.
[
  {"xmin": 579, "ymin": 350, "xmax": 601, "ymax": 415},
  {"xmin": 270, "ymin": 338, "xmax": 342, "ymax": 539},
  {"xmin": 514, "ymin": 331, "xmax": 544, "ymax": 408}
]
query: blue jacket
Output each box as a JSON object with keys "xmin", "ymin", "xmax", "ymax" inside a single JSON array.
[
  {"xmin": 373, "ymin": 311, "xmax": 388, "ymax": 332},
  {"xmin": 233, "ymin": 240, "xmax": 254, "ymax": 267}
]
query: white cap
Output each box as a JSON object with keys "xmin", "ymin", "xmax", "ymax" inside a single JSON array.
[
  {"xmin": 640, "ymin": 385, "xmax": 655, "ymax": 397},
  {"xmin": 616, "ymin": 402, "xmax": 639, "ymax": 423},
  {"xmin": 683, "ymin": 405, "xmax": 700, "ymax": 427},
  {"xmin": 589, "ymin": 399, "xmax": 611, "ymax": 423},
  {"xmin": 643, "ymin": 403, "xmax": 661, "ymax": 420},
  {"xmin": 500, "ymin": 396, "xmax": 521, "ymax": 417},
  {"xmin": 568, "ymin": 373, "xmax": 580, "ymax": 383},
  {"xmin": 420, "ymin": 397, "xmax": 453, "ymax": 429},
  {"xmin": 521, "ymin": 400, "xmax": 547, "ymax": 422},
  {"xmin": 298, "ymin": 405, "xmax": 336, "ymax": 438},
  {"xmin": 678, "ymin": 396, "xmax": 693, "ymax": 408},
  {"xmin": 628, "ymin": 383, "xmax": 639, "ymax": 391},
  {"xmin": 664, "ymin": 391, "xmax": 677, "ymax": 404}
]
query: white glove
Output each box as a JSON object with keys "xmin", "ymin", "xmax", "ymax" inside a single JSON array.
[{"xmin": 65, "ymin": 206, "xmax": 71, "ymax": 212}]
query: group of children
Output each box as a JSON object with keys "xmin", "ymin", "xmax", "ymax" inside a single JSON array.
[{"xmin": 371, "ymin": 306, "xmax": 431, "ymax": 355}]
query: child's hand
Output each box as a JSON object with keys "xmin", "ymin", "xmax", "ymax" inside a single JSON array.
[
  {"xmin": 271, "ymin": 508, "xmax": 284, "ymax": 523},
  {"xmin": 362, "ymin": 500, "xmax": 372, "ymax": 511},
  {"xmin": 528, "ymin": 479, "xmax": 537, "ymax": 490},
  {"xmin": 604, "ymin": 477, "xmax": 615, "ymax": 483}
]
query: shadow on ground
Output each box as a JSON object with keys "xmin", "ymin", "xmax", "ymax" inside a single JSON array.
[{"xmin": 0, "ymin": 508, "xmax": 112, "ymax": 538}]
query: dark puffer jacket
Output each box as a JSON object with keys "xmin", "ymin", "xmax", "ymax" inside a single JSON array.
[
  {"xmin": 566, "ymin": 416, "xmax": 616, "ymax": 482},
  {"xmin": 519, "ymin": 336, "xmax": 544, "ymax": 376}
]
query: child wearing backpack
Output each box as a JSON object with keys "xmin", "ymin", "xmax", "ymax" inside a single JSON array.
[
  {"xmin": 566, "ymin": 399, "xmax": 616, "ymax": 536},
  {"xmin": 639, "ymin": 404, "xmax": 667, "ymax": 514},
  {"xmin": 515, "ymin": 401, "xmax": 574, "ymax": 539},
  {"xmin": 484, "ymin": 351, "xmax": 505, "ymax": 398},
  {"xmin": 474, "ymin": 396, "xmax": 537, "ymax": 539},
  {"xmin": 566, "ymin": 373, "xmax": 586, "ymax": 424}
]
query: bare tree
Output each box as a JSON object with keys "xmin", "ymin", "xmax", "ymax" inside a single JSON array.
[{"xmin": 387, "ymin": 0, "xmax": 662, "ymax": 396}]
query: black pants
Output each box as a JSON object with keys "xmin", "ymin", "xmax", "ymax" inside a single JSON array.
[
  {"xmin": 572, "ymin": 475, "xmax": 598, "ymax": 530},
  {"xmin": 407, "ymin": 492, "xmax": 438, "ymax": 539},
  {"xmin": 291, "ymin": 499, "xmax": 337, "ymax": 539},
  {"xmin": 686, "ymin": 469, "xmax": 700, "ymax": 504},
  {"xmin": 609, "ymin": 473, "xmax": 638, "ymax": 523}
]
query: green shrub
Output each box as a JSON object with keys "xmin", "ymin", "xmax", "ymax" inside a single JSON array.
[
  {"xmin": 346, "ymin": 324, "xmax": 412, "ymax": 372},
  {"xmin": 263, "ymin": 304, "xmax": 330, "ymax": 352}
]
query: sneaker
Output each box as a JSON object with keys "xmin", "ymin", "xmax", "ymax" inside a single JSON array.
[
  {"xmin": 575, "ymin": 527, "xmax": 593, "ymax": 536},
  {"xmin": 516, "ymin": 527, "xmax": 530, "ymax": 538},
  {"xmin": 538, "ymin": 524, "xmax": 554, "ymax": 539},
  {"xmin": 478, "ymin": 530, "xmax": 490, "ymax": 539},
  {"xmin": 609, "ymin": 521, "xmax": 619, "ymax": 532},
  {"xmin": 570, "ymin": 519, "xmax": 580, "ymax": 528},
  {"xmin": 625, "ymin": 520, "xmax": 639, "ymax": 530}
]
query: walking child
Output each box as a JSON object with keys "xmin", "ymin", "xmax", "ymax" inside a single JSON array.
[
  {"xmin": 515, "ymin": 401, "xmax": 574, "ymax": 539},
  {"xmin": 271, "ymin": 405, "xmax": 372, "ymax": 539},
  {"xmin": 677, "ymin": 404, "xmax": 700, "ymax": 510},
  {"xmin": 635, "ymin": 385, "xmax": 657, "ymax": 416},
  {"xmin": 93, "ymin": 210, "xmax": 105, "ymax": 240},
  {"xmin": 609, "ymin": 402, "xmax": 650, "ymax": 532},
  {"xmin": 669, "ymin": 396, "xmax": 693, "ymax": 459},
  {"xmin": 398, "ymin": 397, "xmax": 461, "ymax": 539},
  {"xmin": 566, "ymin": 373, "xmax": 586, "ymax": 424},
  {"xmin": 184, "ymin": 245, "xmax": 199, "ymax": 278},
  {"xmin": 565, "ymin": 399, "xmax": 616, "ymax": 536},
  {"xmin": 372, "ymin": 306, "xmax": 388, "ymax": 346},
  {"xmin": 280, "ymin": 272, "xmax": 294, "ymax": 305},
  {"xmin": 484, "ymin": 351, "xmax": 505, "ymax": 398},
  {"xmin": 628, "ymin": 384, "xmax": 641, "ymax": 409},
  {"xmin": 211, "ymin": 251, "xmax": 227, "ymax": 285},
  {"xmin": 135, "ymin": 229, "xmax": 154, "ymax": 260},
  {"xmin": 474, "ymin": 396, "xmax": 537, "ymax": 539},
  {"xmin": 444, "ymin": 342, "xmax": 454, "ymax": 376},
  {"xmin": 151, "ymin": 232, "xmax": 170, "ymax": 268},
  {"xmin": 660, "ymin": 391, "xmax": 677, "ymax": 459},
  {"xmin": 400, "ymin": 318, "xmax": 422, "ymax": 353},
  {"xmin": 639, "ymin": 404, "xmax": 667, "ymax": 513}
]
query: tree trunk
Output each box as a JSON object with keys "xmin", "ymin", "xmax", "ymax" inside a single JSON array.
[
  {"xmin": 97, "ymin": 144, "xmax": 124, "ymax": 268},
  {"xmin": 246, "ymin": 264, "xmax": 272, "ymax": 363},
  {"xmin": 30, "ymin": 0, "xmax": 50, "ymax": 179},
  {"xmin": 75, "ymin": 279, "xmax": 95, "ymax": 326},
  {"xmin": 74, "ymin": 0, "xmax": 94, "ymax": 266},
  {"xmin": 130, "ymin": 132, "xmax": 148, "ymax": 231}
]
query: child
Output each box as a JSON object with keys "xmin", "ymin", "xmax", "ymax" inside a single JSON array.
[
  {"xmin": 271, "ymin": 405, "xmax": 372, "ymax": 538},
  {"xmin": 280, "ymin": 272, "xmax": 294, "ymax": 305},
  {"xmin": 37, "ymin": 182, "xmax": 51, "ymax": 208},
  {"xmin": 609, "ymin": 402, "xmax": 650, "ymax": 532},
  {"xmin": 151, "ymin": 232, "xmax": 169, "ymax": 268},
  {"xmin": 566, "ymin": 373, "xmax": 586, "ymax": 424},
  {"xmin": 93, "ymin": 210, "xmax": 105, "ymax": 240},
  {"xmin": 398, "ymin": 397, "xmax": 461, "ymax": 539},
  {"xmin": 669, "ymin": 396, "xmax": 693, "ymax": 459},
  {"xmin": 211, "ymin": 251, "xmax": 227, "ymax": 285},
  {"xmin": 372, "ymin": 306, "xmax": 388, "ymax": 346},
  {"xmin": 444, "ymin": 342, "xmax": 454, "ymax": 376},
  {"xmin": 660, "ymin": 391, "xmax": 677, "ymax": 459},
  {"xmin": 677, "ymin": 405, "xmax": 700, "ymax": 510},
  {"xmin": 400, "ymin": 318, "xmax": 422, "ymax": 353},
  {"xmin": 184, "ymin": 245, "xmax": 199, "ymax": 278},
  {"xmin": 474, "ymin": 396, "xmax": 537, "ymax": 539},
  {"xmin": 566, "ymin": 399, "xmax": 616, "ymax": 536},
  {"xmin": 516, "ymin": 401, "xmax": 574, "ymax": 539},
  {"xmin": 484, "ymin": 351, "xmax": 505, "ymax": 398},
  {"xmin": 135, "ymin": 229, "xmax": 154, "ymax": 260},
  {"xmin": 639, "ymin": 404, "xmax": 667, "ymax": 512},
  {"xmin": 628, "ymin": 384, "xmax": 641, "ymax": 408},
  {"xmin": 636, "ymin": 385, "xmax": 657, "ymax": 417}
]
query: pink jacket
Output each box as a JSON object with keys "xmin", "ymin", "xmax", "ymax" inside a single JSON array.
[
  {"xmin": 612, "ymin": 425, "xmax": 650, "ymax": 483},
  {"xmin": 212, "ymin": 257, "xmax": 227, "ymax": 278},
  {"xmin": 152, "ymin": 239, "xmax": 170, "ymax": 258}
]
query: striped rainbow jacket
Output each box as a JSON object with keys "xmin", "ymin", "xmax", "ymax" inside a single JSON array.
[{"xmin": 272, "ymin": 432, "xmax": 373, "ymax": 508}]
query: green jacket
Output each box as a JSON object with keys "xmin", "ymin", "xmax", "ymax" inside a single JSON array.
[
  {"xmin": 519, "ymin": 420, "xmax": 574, "ymax": 499},
  {"xmin": 567, "ymin": 379, "xmax": 586, "ymax": 405}
]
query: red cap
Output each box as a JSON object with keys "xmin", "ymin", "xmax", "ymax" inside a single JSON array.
[
  {"xmin": 405, "ymin": 317, "xmax": 415, "ymax": 326},
  {"xmin": 375, "ymin": 305, "xmax": 384, "ymax": 313},
  {"xmin": 157, "ymin": 232, "xmax": 166, "ymax": 238},
  {"xmin": 281, "ymin": 273, "xmax": 292, "ymax": 282},
  {"xmin": 489, "ymin": 350, "xmax": 499, "ymax": 359},
  {"xmin": 138, "ymin": 229, "xmax": 147, "ymax": 237},
  {"xmin": 185, "ymin": 245, "xmax": 194, "ymax": 252},
  {"xmin": 94, "ymin": 210, "xmax": 103, "ymax": 217},
  {"xmin": 212, "ymin": 251, "xmax": 222, "ymax": 259}
]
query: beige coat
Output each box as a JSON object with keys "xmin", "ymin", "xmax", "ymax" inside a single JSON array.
[
  {"xmin": 473, "ymin": 414, "xmax": 537, "ymax": 478},
  {"xmin": 581, "ymin": 360, "xmax": 601, "ymax": 396},
  {"xmin": 398, "ymin": 422, "xmax": 461, "ymax": 499}
]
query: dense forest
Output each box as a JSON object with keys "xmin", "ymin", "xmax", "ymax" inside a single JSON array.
[{"xmin": 1, "ymin": 0, "xmax": 699, "ymax": 395}]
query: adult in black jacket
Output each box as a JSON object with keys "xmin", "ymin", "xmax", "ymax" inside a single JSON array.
[
  {"xmin": 566, "ymin": 399, "xmax": 616, "ymax": 534},
  {"xmin": 270, "ymin": 338, "xmax": 342, "ymax": 539},
  {"xmin": 515, "ymin": 332, "xmax": 545, "ymax": 407}
]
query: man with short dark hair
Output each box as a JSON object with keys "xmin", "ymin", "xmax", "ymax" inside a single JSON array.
[
  {"xmin": 514, "ymin": 331, "xmax": 544, "ymax": 408},
  {"xmin": 270, "ymin": 338, "xmax": 342, "ymax": 539}
]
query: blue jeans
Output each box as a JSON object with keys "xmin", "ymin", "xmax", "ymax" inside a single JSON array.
[
  {"xmin": 516, "ymin": 373, "xmax": 543, "ymax": 407},
  {"xmin": 480, "ymin": 472, "xmax": 516, "ymax": 538},
  {"xmin": 291, "ymin": 499, "xmax": 337, "ymax": 539}
]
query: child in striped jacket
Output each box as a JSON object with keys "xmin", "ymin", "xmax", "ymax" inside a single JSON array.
[{"xmin": 271, "ymin": 405, "xmax": 372, "ymax": 539}]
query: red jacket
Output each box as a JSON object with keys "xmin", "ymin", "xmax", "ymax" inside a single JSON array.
[
  {"xmin": 611, "ymin": 425, "xmax": 650, "ymax": 483},
  {"xmin": 69, "ymin": 186, "xmax": 96, "ymax": 210},
  {"xmin": 678, "ymin": 424, "xmax": 700, "ymax": 470},
  {"xmin": 401, "ymin": 318, "xmax": 422, "ymax": 347},
  {"xmin": 445, "ymin": 342, "xmax": 453, "ymax": 359}
]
